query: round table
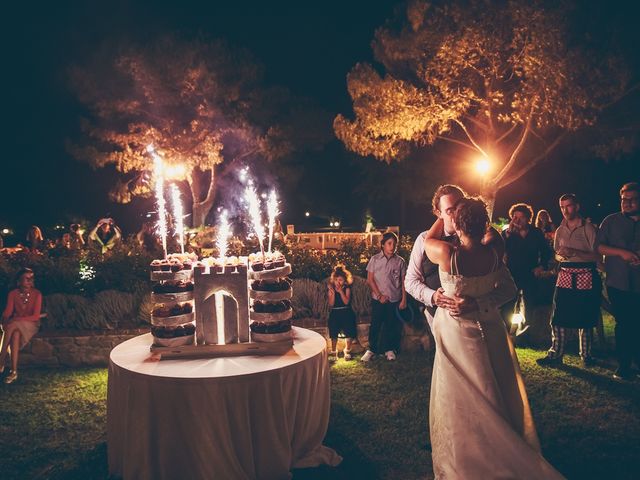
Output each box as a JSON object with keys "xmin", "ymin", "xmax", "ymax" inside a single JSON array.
[{"xmin": 107, "ymin": 327, "xmax": 341, "ymax": 480}]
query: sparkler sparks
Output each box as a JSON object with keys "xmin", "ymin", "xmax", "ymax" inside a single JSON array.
[
  {"xmin": 267, "ymin": 190, "xmax": 279, "ymax": 253},
  {"xmin": 148, "ymin": 145, "xmax": 168, "ymax": 259},
  {"xmin": 244, "ymin": 183, "xmax": 265, "ymax": 260},
  {"xmin": 216, "ymin": 209, "xmax": 232, "ymax": 264},
  {"xmin": 170, "ymin": 184, "xmax": 185, "ymax": 254}
]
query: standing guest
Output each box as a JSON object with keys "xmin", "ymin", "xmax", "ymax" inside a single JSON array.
[
  {"xmin": 327, "ymin": 264, "xmax": 358, "ymax": 362},
  {"xmin": 536, "ymin": 209, "xmax": 556, "ymax": 244},
  {"xmin": 0, "ymin": 268, "xmax": 42, "ymax": 384},
  {"xmin": 537, "ymin": 194, "xmax": 600, "ymax": 367},
  {"xmin": 88, "ymin": 218, "xmax": 122, "ymax": 254},
  {"xmin": 501, "ymin": 203, "xmax": 552, "ymax": 330},
  {"xmin": 595, "ymin": 182, "xmax": 640, "ymax": 381},
  {"xmin": 25, "ymin": 225, "xmax": 44, "ymax": 251},
  {"xmin": 69, "ymin": 223, "xmax": 85, "ymax": 250},
  {"xmin": 136, "ymin": 221, "xmax": 161, "ymax": 254},
  {"xmin": 363, "ymin": 232, "xmax": 407, "ymax": 361},
  {"xmin": 57, "ymin": 233, "xmax": 72, "ymax": 250},
  {"xmin": 405, "ymin": 185, "xmax": 508, "ymax": 330}
]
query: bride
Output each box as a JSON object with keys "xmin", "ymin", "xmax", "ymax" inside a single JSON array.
[{"xmin": 424, "ymin": 197, "xmax": 564, "ymax": 479}]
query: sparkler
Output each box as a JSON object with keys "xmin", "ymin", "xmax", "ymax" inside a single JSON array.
[
  {"xmin": 170, "ymin": 184, "xmax": 185, "ymax": 254},
  {"xmin": 148, "ymin": 145, "xmax": 168, "ymax": 259},
  {"xmin": 267, "ymin": 190, "xmax": 279, "ymax": 254},
  {"xmin": 244, "ymin": 183, "xmax": 265, "ymax": 261},
  {"xmin": 216, "ymin": 209, "xmax": 232, "ymax": 270}
]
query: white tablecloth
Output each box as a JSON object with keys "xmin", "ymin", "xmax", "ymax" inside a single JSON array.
[{"xmin": 107, "ymin": 327, "xmax": 341, "ymax": 480}]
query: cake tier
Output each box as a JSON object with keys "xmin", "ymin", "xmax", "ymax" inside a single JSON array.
[
  {"xmin": 249, "ymin": 263, "xmax": 292, "ymax": 280},
  {"xmin": 250, "ymin": 330, "xmax": 292, "ymax": 343},
  {"xmin": 249, "ymin": 288, "xmax": 293, "ymax": 301},
  {"xmin": 151, "ymin": 291, "xmax": 194, "ymax": 304},
  {"xmin": 152, "ymin": 333, "xmax": 195, "ymax": 347},
  {"xmin": 150, "ymin": 270, "xmax": 193, "ymax": 282},
  {"xmin": 150, "ymin": 311, "xmax": 195, "ymax": 326},
  {"xmin": 249, "ymin": 308, "xmax": 293, "ymax": 322}
]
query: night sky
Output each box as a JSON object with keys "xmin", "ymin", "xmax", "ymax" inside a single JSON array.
[{"xmin": 3, "ymin": 0, "xmax": 640, "ymax": 242}]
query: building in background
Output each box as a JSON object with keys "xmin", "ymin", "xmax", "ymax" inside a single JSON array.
[{"xmin": 285, "ymin": 225, "xmax": 399, "ymax": 251}]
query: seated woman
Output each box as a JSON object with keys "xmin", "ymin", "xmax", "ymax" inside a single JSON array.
[{"xmin": 0, "ymin": 268, "xmax": 43, "ymax": 384}]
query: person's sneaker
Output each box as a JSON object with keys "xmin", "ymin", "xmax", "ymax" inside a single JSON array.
[
  {"xmin": 343, "ymin": 350, "xmax": 352, "ymax": 361},
  {"xmin": 385, "ymin": 350, "xmax": 396, "ymax": 361},
  {"xmin": 536, "ymin": 356, "xmax": 563, "ymax": 367},
  {"xmin": 612, "ymin": 368, "xmax": 635, "ymax": 381},
  {"xmin": 361, "ymin": 350, "xmax": 375, "ymax": 362},
  {"xmin": 582, "ymin": 357, "xmax": 596, "ymax": 367},
  {"xmin": 328, "ymin": 351, "xmax": 337, "ymax": 362},
  {"xmin": 4, "ymin": 370, "xmax": 17, "ymax": 384}
]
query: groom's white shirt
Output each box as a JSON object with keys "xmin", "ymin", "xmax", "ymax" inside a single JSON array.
[{"xmin": 405, "ymin": 231, "xmax": 436, "ymax": 308}]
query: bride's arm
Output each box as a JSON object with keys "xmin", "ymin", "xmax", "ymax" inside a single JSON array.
[
  {"xmin": 424, "ymin": 219, "xmax": 453, "ymax": 270},
  {"xmin": 425, "ymin": 218, "xmax": 444, "ymax": 239}
]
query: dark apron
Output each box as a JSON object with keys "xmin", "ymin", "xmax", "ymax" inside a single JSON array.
[{"xmin": 550, "ymin": 262, "xmax": 601, "ymax": 328}]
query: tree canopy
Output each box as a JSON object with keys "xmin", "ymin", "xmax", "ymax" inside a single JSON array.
[
  {"xmin": 69, "ymin": 36, "xmax": 330, "ymax": 226},
  {"xmin": 335, "ymin": 0, "xmax": 630, "ymax": 214}
]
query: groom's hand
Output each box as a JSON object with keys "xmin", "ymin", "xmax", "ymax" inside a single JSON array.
[
  {"xmin": 432, "ymin": 288, "xmax": 450, "ymax": 308},
  {"xmin": 444, "ymin": 295, "xmax": 479, "ymax": 316}
]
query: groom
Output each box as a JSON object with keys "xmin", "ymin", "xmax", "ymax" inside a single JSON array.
[{"xmin": 405, "ymin": 184, "xmax": 512, "ymax": 328}]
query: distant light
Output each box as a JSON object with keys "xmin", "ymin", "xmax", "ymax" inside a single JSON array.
[
  {"xmin": 329, "ymin": 222, "xmax": 334, "ymax": 227},
  {"xmin": 305, "ymin": 211, "xmax": 310, "ymax": 217},
  {"xmin": 475, "ymin": 158, "xmax": 491, "ymax": 175},
  {"xmin": 1, "ymin": 228, "xmax": 9, "ymax": 235},
  {"xmin": 597, "ymin": 203, "xmax": 601, "ymax": 207},
  {"xmin": 335, "ymin": 221, "xmax": 340, "ymax": 227}
]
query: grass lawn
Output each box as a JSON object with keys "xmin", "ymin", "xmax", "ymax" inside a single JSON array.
[{"xmin": 1, "ymin": 324, "xmax": 639, "ymax": 479}]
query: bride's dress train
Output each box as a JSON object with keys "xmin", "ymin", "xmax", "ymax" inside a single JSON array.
[{"xmin": 430, "ymin": 265, "xmax": 565, "ymax": 479}]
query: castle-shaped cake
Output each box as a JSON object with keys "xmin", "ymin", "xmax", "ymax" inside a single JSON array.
[{"xmin": 148, "ymin": 251, "xmax": 293, "ymax": 358}]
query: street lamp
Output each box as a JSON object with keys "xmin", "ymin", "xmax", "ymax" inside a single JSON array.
[
  {"xmin": 475, "ymin": 158, "xmax": 491, "ymax": 176},
  {"xmin": 305, "ymin": 211, "xmax": 310, "ymax": 217}
]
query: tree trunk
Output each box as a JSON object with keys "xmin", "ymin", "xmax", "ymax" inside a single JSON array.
[{"xmin": 189, "ymin": 166, "xmax": 216, "ymax": 227}]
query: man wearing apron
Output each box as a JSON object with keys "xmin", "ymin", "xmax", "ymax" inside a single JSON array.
[{"xmin": 537, "ymin": 194, "xmax": 600, "ymax": 367}]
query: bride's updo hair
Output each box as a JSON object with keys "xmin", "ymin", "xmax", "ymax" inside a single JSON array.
[{"xmin": 453, "ymin": 197, "xmax": 489, "ymax": 240}]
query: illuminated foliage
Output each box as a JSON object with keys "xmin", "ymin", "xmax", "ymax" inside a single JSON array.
[
  {"xmin": 335, "ymin": 0, "xmax": 627, "ymax": 212},
  {"xmin": 69, "ymin": 36, "xmax": 329, "ymax": 226}
]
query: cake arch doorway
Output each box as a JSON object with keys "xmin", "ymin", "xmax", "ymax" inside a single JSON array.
[{"xmin": 195, "ymin": 267, "xmax": 250, "ymax": 345}]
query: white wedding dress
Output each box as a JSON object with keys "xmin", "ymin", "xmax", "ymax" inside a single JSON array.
[{"xmin": 430, "ymin": 253, "xmax": 565, "ymax": 479}]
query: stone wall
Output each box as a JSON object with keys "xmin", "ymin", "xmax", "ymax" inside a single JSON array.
[
  {"xmin": 18, "ymin": 329, "xmax": 148, "ymax": 368},
  {"xmin": 15, "ymin": 315, "xmax": 435, "ymax": 368}
]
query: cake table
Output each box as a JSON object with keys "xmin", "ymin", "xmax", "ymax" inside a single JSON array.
[{"xmin": 107, "ymin": 327, "xmax": 341, "ymax": 480}]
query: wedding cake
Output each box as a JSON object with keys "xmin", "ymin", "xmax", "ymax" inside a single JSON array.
[
  {"xmin": 149, "ymin": 253, "xmax": 197, "ymax": 347},
  {"xmin": 248, "ymin": 252, "xmax": 293, "ymax": 342}
]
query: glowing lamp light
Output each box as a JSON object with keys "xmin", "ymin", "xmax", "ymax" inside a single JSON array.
[
  {"xmin": 329, "ymin": 222, "xmax": 334, "ymax": 227},
  {"xmin": 305, "ymin": 212, "xmax": 310, "ymax": 217},
  {"xmin": 475, "ymin": 158, "xmax": 491, "ymax": 175},
  {"xmin": 511, "ymin": 313, "xmax": 524, "ymax": 326},
  {"xmin": 2, "ymin": 228, "xmax": 10, "ymax": 235},
  {"xmin": 335, "ymin": 221, "xmax": 340, "ymax": 227}
]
